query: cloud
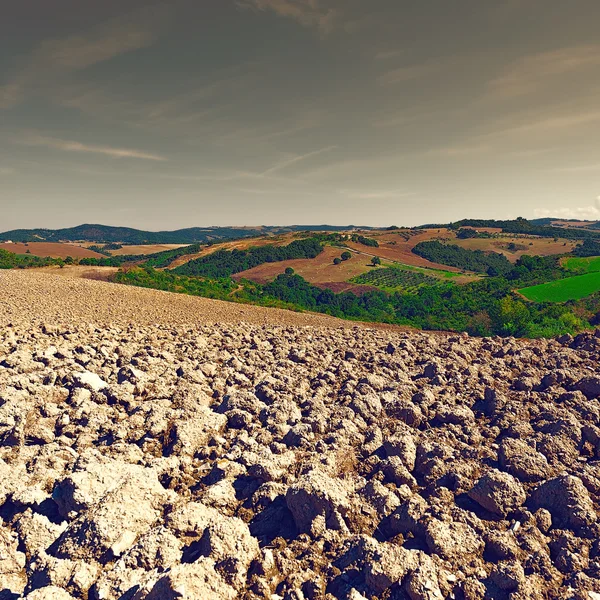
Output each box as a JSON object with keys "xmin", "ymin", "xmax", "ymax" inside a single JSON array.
[
  {"xmin": 534, "ymin": 203, "xmax": 600, "ymax": 220},
  {"xmin": 261, "ymin": 145, "xmax": 337, "ymax": 175},
  {"xmin": 0, "ymin": 5, "xmax": 168, "ymax": 109},
  {"xmin": 489, "ymin": 44, "xmax": 600, "ymax": 97},
  {"xmin": 0, "ymin": 167, "xmax": 15, "ymax": 176},
  {"xmin": 237, "ymin": 0, "xmax": 337, "ymax": 33},
  {"xmin": 378, "ymin": 58, "xmax": 448, "ymax": 86},
  {"xmin": 553, "ymin": 163, "xmax": 600, "ymax": 173},
  {"xmin": 20, "ymin": 135, "xmax": 167, "ymax": 161}
]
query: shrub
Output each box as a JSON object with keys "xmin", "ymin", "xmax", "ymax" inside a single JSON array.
[
  {"xmin": 333, "ymin": 257, "xmax": 342, "ymax": 265},
  {"xmin": 341, "ymin": 251, "xmax": 352, "ymax": 261}
]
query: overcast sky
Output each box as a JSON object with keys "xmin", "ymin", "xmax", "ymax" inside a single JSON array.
[{"xmin": 2, "ymin": 0, "xmax": 600, "ymax": 230}]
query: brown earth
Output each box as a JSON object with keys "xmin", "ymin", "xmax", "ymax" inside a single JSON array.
[
  {"xmin": 0, "ymin": 242, "xmax": 103, "ymax": 259},
  {"xmin": 452, "ymin": 236, "xmax": 578, "ymax": 262},
  {"xmin": 109, "ymin": 244, "xmax": 189, "ymax": 256},
  {"xmin": 1, "ymin": 269, "xmax": 599, "ymax": 599}
]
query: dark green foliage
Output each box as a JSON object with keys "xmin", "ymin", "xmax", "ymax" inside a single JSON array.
[
  {"xmin": 573, "ymin": 239, "xmax": 600, "ymax": 257},
  {"xmin": 370, "ymin": 256, "xmax": 381, "ymax": 266},
  {"xmin": 285, "ymin": 267, "xmax": 295, "ymax": 275},
  {"xmin": 456, "ymin": 228, "xmax": 477, "ymax": 239},
  {"xmin": 0, "ymin": 249, "xmax": 63, "ymax": 269},
  {"xmin": 351, "ymin": 234, "xmax": 379, "ymax": 247},
  {"xmin": 333, "ymin": 257, "xmax": 342, "ymax": 265},
  {"xmin": 174, "ymin": 239, "xmax": 323, "ymax": 278},
  {"xmin": 341, "ymin": 251, "xmax": 352, "ymax": 261},
  {"xmin": 413, "ymin": 241, "xmax": 512, "ymax": 275}
]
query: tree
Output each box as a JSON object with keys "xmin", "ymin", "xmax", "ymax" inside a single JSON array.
[
  {"xmin": 333, "ymin": 257, "xmax": 342, "ymax": 265},
  {"xmin": 65, "ymin": 256, "xmax": 74, "ymax": 265},
  {"xmin": 371, "ymin": 256, "xmax": 381, "ymax": 266},
  {"xmin": 341, "ymin": 251, "xmax": 352, "ymax": 261},
  {"xmin": 285, "ymin": 267, "xmax": 295, "ymax": 275}
]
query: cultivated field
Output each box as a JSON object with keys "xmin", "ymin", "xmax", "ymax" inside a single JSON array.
[
  {"xmin": 109, "ymin": 244, "xmax": 189, "ymax": 256},
  {"xmin": 343, "ymin": 229, "xmax": 466, "ymax": 272},
  {"xmin": 520, "ymin": 272, "xmax": 600, "ymax": 302},
  {"xmin": 562, "ymin": 256, "xmax": 600, "ymax": 273},
  {"xmin": 167, "ymin": 234, "xmax": 295, "ymax": 269},
  {"xmin": 1, "ymin": 269, "xmax": 599, "ymax": 599},
  {"xmin": 0, "ymin": 242, "xmax": 103, "ymax": 259},
  {"xmin": 452, "ymin": 236, "xmax": 577, "ymax": 262}
]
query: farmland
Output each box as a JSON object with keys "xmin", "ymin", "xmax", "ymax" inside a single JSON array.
[
  {"xmin": 232, "ymin": 246, "xmax": 377, "ymax": 286},
  {"xmin": 519, "ymin": 272, "xmax": 600, "ymax": 302},
  {"xmin": 0, "ymin": 242, "xmax": 103, "ymax": 259},
  {"xmin": 351, "ymin": 266, "xmax": 450, "ymax": 293},
  {"xmin": 562, "ymin": 256, "xmax": 600, "ymax": 273},
  {"xmin": 108, "ymin": 244, "xmax": 189, "ymax": 256}
]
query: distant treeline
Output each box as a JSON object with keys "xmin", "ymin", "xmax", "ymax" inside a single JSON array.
[
  {"xmin": 419, "ymin": 217, "xmax": 600, "ymax": 241},
  {"xmin": 173, "ymin": 238, "xmax": 324, "ymax": 278}
]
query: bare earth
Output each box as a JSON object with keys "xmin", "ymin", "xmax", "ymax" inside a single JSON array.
[
  {"xmin": 0, "ymin": 242, "xmax": 103, "ymax": 259},
  {"xmin": 1, "ymin": 270, "xmax": 600, "ymax": 599}
]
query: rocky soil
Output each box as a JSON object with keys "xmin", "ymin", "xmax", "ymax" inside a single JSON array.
[{"xmin": 1, "ymin": 271, "xmax": 600, "ymax": 599}]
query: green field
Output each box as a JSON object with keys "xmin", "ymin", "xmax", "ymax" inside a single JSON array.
[
  {"xmin": 562, "ymin": 256, "xmax": 600, "ymax": 274},
  {"xmin": 519, "ymin": 271, "xmax": 600, "ymax": 302}
]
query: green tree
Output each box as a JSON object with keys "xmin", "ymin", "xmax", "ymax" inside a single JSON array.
[
  {"xmin": 333, "ymin": 257, "xmax": 342, "ymax": 265},
  {"xmin": 371, "ymin": 256, "xmax": 381, "ymax": 266},
  {"xmin": 341, "ymin": 251, "xmax": 352, "ymax": 261},
  {"xmin": 285, "ymin": 267, "xmax": 295, "ymax": 275}
]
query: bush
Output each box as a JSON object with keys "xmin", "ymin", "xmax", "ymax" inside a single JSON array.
[
  {"xmin": 333, "ymin": 257, "xmax": 342, "ymax": 265},
  {"xmin": 285, "ymin": 267, "xmax": 295, "ymax": 275},
  {"xmin": 371, "ymin": 256, "xmax": 381, "ymax": 266},
  {"xmin": 341, "ymin": 251, "xmax": 352, "ymax": 261}
]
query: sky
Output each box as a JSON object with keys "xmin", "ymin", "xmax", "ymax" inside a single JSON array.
[{"xmin": 2, "ymin": 0, "xmax": 600, "ymax": 230}]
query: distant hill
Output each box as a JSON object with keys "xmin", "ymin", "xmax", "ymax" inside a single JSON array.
[{"xmin": 0, "ymin": 224, "xmax": 369, "ymax": 244}]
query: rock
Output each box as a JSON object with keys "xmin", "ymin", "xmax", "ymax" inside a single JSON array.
[
  {"xmin": 72, "ymin": 371, "xmax": 108, "ymax": 393},
  {"xmin": 165, "ymin": 406, "xmax": 227, "ymax": 457},
  {"xmin": 468, "ymin": 470, "xmax": 526, "ymax": 517},
  {"xmin": 134, "ymin": 560, "xmax": 237, "ymax": 599},
  {"xmin": 424, "ymin": 519, "xmax": 483, "ymax": 560},
  {"xmin": 406, "ymin": 562, "xmax": 444, "ymax": 600},
  {"xmin": 489, "ymin": 561, "xmax": 525, "ymax": 591},
  {"xmin": 364, "ymin": 543, "xmax": 420, "ymax": 594},
  {"xmin": 383, "ymin": 431, "xmax": 417, "ymax": 470},
  {"xmin": 529, "ymin": 475, "xmax": 597, "ymax": 530},
  {"xmin": 24, "ymin": 587, "xmax": 76, "ymax": 600},
  {"xmin": 498, "ymin": 438, "xmax": 550, "ymax": 483},
  {"xmin": 574, "ymin": 377, "xmax": 600, "ymax": 399},
  {"xmin": 286, "ymin": 470, "xmax": 350, "ymax": 533}
]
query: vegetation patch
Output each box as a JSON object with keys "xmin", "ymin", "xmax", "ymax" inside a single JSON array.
[
  {"xmin": 351, "ymin": 267, "xmax": 446, "ymax": 293},
  {"xmin": 519, "ymin": 272, "xmax": 600, "ymax": 302},
  {"xmin": 173, "ymin": 238, "xmax": 323, "ymax": 278},
  {"xmin": 413, "ymin": 241, "xmax": 513, "ymax": 275}
]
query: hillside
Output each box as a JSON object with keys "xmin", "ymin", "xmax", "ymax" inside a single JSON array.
[
  {"xmin": 0, "ymin": 224, "xmax": 367, "ymax": 244},
  {"xmin": 1, "ymin": 270, "xmax": 599, "ymax": 599}
]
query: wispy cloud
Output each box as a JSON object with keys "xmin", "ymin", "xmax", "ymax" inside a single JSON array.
[
  {"xmin": 20, "ymin": 135, "xmax": 167, "ymax": 161},
  {"xmin": 0, "ymin": 5, "xmax": 168, "ymax": 109},
  {"xmin": 261, "ymin": 145, "xmax": 337, "ymax": 175},
  {"xmin": 534, "ymin": 200, "xmax": 600, "ymax": 221},
  {"xmin": 378, "ymin": 58, "xmax": 448, "ymax": 86},
  {"xmin": 237, "ymin": 0, "xmax": 337, "ymax": 34},
  {"xmin": 489, "ymin": 44, "xmax": 600, "ymax": 98}
]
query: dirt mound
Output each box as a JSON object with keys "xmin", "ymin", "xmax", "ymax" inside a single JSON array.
[{"xmin": 1, "ymin": 272, "xmax": 600, "ymax": 599}]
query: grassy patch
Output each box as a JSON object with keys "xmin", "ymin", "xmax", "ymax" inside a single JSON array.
[
  {"xmin": 519, "ymin": 271, "xmax": 600, "ymax": 302},
  {"xmin": 562, "ymin": 256, "xmax": 600, "ymax": 273}
]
